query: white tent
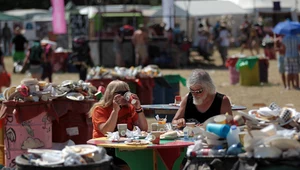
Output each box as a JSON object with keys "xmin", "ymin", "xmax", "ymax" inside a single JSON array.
[
  {"xmin": 4, "ymin": 9, "xmax": 49, "ymax": 20},
  {"xmin": 224, "ymin": 0, "xmax": 295, "ymax": 9},
  {"xmin": 224, "ymin": 0, "xmax": 296, "ymax": 12},
  {"xmin": 175, "ymin": 0, "xmax": 248, "ymax": 17}
]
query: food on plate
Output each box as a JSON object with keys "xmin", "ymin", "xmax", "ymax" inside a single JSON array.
[
  {"xmin": 252, "ymin": 110, "xmax": 277, "ymax": 121},
  {"xmin": 125, "ymin": 139, "xmax": 149, "ymax": 145},
  {"xmin": 160, "ymin": 131, "xmax": 178, "ymax": 139}
]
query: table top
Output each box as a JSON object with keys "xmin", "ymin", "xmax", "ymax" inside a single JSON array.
[
  {"xmin": 141, "ymin": 104, "xmax": 247, "ymax": 111},
  {"xmin": 87, "ymin": 137, "xmax": 194, "ymax": 150}
]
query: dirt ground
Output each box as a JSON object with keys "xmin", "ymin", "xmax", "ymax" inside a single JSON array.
[{"xmin": 2, "ymin": 47, "xmax": 300, "ymax": 115}]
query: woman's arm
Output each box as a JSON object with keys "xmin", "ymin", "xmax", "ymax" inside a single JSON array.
[
  {"xmin": 172, "ymin": 94, "xmax": 188, "ymax": 127},
  {"xmin": 134, "ymin": 111, "xmax": 148, "ymax": 131},
  {"xmin": 98, "ymin": 109, "xmax": 119, "ymax": 134},
  {"xmin": 98, "ymin": 94, "xmax": 122, "ymax": 134},
  {"xmin": 132, "ymin": 94, "xmax": 148, "ymax": 131},
  {"xmin": 220, "ymin": 95, "xmax": 232, "ymax": 115}
]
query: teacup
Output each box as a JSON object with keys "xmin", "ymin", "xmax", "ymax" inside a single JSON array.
[
  {"xmin": 151, "ymin": 123, "xmax": 158, "ymax": 131},
  {"xmin": 117, "ymin": 124, "xmax": 127, "ymax": 137},
  {"xmin": 149, "ymin": 131, "xmax": 163, "ymax": 144}
]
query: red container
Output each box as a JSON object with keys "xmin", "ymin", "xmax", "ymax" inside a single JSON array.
[
  {"xmin": 136, "ymin": 77, "xmax": 155, "ymax": 104},
  {"xmin": 52, "ymin": 112, "xmax": 92, "ymax": 144},
  {"xmin": 51, "ymin": 99, "xmax": 96, "ymax": 144}
]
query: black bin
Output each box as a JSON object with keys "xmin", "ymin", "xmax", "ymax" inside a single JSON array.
[{"xmin": 15, "ymin": 155, "xmax": 115, "ymax": 170}]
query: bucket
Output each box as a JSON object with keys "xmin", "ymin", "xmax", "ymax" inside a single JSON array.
[
  {"xmin": 4, "ymin": 111, "xmax": 52, "ymax": 168},
  {"xmin": 229, "ymin": 66, "xmax": 239, "ymax": 85},
  {"xmin": 239, "ymin": 62, "xmax": 260, "ymax": 86},
  {"xmin": 236, "ymin": 57, "xmax": 260, "ymax": 86}
]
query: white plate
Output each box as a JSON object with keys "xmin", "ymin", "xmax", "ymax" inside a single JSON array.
[
  {"xmin": 66, "ymin": 92, "xmax": 84, "ymax": 101},
  {"xmin": 124, "ymin": 140, "xmax": 149, "ymax": 145},
  {"xmin": 28, "ymin": 149, "xmax": 62, "ymax": 155},
  {"xmin": 248, "ymin": 110, "xmax": 271, "ymax": 122},
  {"xmin": 63, "ymin": 145, "xmax": 99, "ymax": 155},
  {"xmin": 238, "ymin": 111, "xmax": 259, "ymax": 124}
]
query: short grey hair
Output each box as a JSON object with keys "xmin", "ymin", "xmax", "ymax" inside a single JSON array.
[{"xmin": 187, "ymin": 69, "xmax": 216, "ymax": 94}]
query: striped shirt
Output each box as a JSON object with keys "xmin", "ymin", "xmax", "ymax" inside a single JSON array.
[{"xmin": 282, "ymin": 35, "xmax": 300, "ymax": 58}]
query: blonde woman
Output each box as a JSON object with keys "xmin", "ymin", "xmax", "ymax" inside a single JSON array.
[{"xmin": 89, "ymin": 80, "xmax": 148, "ymax": 138}]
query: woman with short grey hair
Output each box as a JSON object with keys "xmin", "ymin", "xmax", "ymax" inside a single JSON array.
[{"xmin": 173, "ymin": 69, "xmax": 232, "ymax": 127}]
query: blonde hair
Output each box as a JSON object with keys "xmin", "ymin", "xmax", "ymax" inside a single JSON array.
[{"xmin": 89, "ymin": 80, "xmax": 130, "ymax": 117}]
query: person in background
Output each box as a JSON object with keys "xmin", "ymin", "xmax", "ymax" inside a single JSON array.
[
  {"xmin": 194, "ymin": 28, "xmax": 212, "ymax": 61},
  {"xmin": 23, "ymin": 39, "xmax": 45, "ymax": 80},
  {"xmin": 70, "ymin": 36, "xmax": 94, "ymax": 81},
  {"xmin": 41, "ymin": 40, "xmax": 54, "ymax": 82},
  {"xmin": 2, "ymin": 22, "xmax": 12, "ymax": 56},
  {"xmin": 274, "ymin": 35, "xmax": 286, "ymax": 89},
  {"xmin": 11, "ymin": 27, "xmax": 28, "ymax": 69},
  {"xmin": 113, "ymin": 28, "xmax": 124, "ymax": 66},
  {"xmin": 249, "ymin": 25, "xmax": 260, "ymax": 55},
  {"xmin": 282, "ymin": 34, "xmax": 300, "ymax": 90},
  {"xmin": 0, "ymin": 47, "xmax": 6, "ymax": 92},
  {"xmin": 132, "ymin": 24, "xmax": 149, "ymax": 66},
  {"xmin": 239, "ymin": 16, "xmax": 251, "ymax": 55},
  {"xmin": 218, "ymin": 23, "xmax": 230, "ymax": 66},
  {"xmin": 89, "ymin": 80, "xmax": 148, "ymax": 169},
  {"xmin": 172, "ymin": 69, "xmax": 232, "ymax": 127}
]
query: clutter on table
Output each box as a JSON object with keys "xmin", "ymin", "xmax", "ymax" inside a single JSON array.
[
  {"xmin": 1, "ymin": 78, "xmax": 98, "ymax": 102},
  {"xmin": 186, "ymin": 102, "xmax": 300, "ymax": 160},
  {"xmin": 87, "ymin": 65, "xmax": 163, "ymax": 80}
]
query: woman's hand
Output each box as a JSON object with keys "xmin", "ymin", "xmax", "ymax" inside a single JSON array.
[
  {"xmin": 112, "ymin": 94, "xmax": 122, "ymax": 113},
  {"xmin": 173, "ymin": 118, "xmax": 186, "ymax": 128}
]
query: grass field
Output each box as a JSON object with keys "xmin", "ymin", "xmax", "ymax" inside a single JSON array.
[{"xmin": 2, "ymin": 47, "xmax": 300, "ymax": 123}]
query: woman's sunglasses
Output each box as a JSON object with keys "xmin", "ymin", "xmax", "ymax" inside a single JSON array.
[
  {"xmin": 189, "ymin": 88, "xmax": 203, "ymax": 94},
  {"xmin": 115, "ymin": 90, "xmax": 129, "ymax": 96}
]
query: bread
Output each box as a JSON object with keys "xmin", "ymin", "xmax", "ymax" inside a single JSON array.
[{"xmin": 160, "ymin": 131, "xmax": 178, "ymax": 138}]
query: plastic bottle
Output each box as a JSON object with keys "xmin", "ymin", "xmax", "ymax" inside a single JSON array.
[
  {"xmin": 183, "ymin": 126, "xmax": 191, "ymax": 140},
  {"xmin": 226, "ymin": 125, "xmax": 241, "ymax": 147},
  {"xmin": 190, "ymin": 149, "xmax": 226, "ymax": 157}
]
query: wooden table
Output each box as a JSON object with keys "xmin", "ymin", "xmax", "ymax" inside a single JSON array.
[{"xmin": 87, "ymin": 137, "xmax": 194, "ymax": 170}]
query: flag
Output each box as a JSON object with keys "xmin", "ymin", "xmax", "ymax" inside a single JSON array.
[{"xmin": 51, "ymin": 0, "xmax": 67, "ymax": 34}]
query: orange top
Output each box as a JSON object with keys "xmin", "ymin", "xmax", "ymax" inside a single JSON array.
[{"xmin": 92, "ymin": 105, "xmax": 139, "ymax": 138}]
